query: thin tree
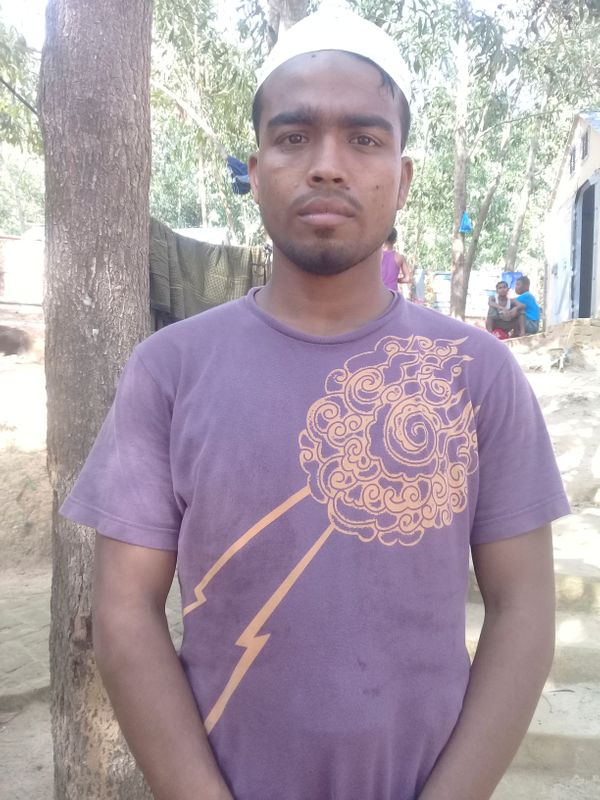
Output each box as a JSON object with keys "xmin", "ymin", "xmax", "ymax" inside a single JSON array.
[{"xmin": 40, "ymin": 0, "xmax": 153, "ymax": 796}]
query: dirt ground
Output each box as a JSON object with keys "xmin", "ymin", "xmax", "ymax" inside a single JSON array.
[
  {"xmin": 0, "ymin": 308, "xmax": 51, "ymax": 570},
  {"xmin": 1, "ymin": 311, "xmax": 600, "ymax": 797}
]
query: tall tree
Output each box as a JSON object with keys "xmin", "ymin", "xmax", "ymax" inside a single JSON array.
[
  {"xmin": 449, "ymin": 28, "xmax": 470, "ymax": 319},
  {"xmin": 40, "ymin": 0, "xmax": 153, "ymax": 796}
]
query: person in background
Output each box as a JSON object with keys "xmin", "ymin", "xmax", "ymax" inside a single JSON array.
[
  {"xmin": 486, "ymin": 280, "xmax": 519, "ymax": 337},
  {"xmin": 514, "ymin": 275, "xmax": 541, "ymax": 336},
  {"xmin": 381, "ymin": 227, "xmax": 410, "ymax": 294}
]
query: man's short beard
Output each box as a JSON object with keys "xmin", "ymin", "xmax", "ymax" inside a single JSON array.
[{"xmin": 274, "ymin": 236, "xmax": 377, "ymax": 276}]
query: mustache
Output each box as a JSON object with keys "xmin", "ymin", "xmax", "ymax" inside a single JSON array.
[{"xmin": 290, "ymin": 190, "xmax": 363, "ymax": 215}]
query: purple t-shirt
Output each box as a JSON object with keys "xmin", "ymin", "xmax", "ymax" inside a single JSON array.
[
  {"xmin": 380, "ymin": 250, "xmax": 400, "ymax": 291},
  {"xmin": 61, "ymin": 290, "xmax": 569, "ymax": 800}
]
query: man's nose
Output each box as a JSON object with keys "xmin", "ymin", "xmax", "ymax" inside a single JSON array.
[{"xmin": 307, "ymin": 136, "xmax": 348, "ymax": 187}]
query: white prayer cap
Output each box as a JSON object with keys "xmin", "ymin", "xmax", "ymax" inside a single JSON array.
[{"xmin": 255, "ymin": 8, "xmax": 412, "ymax": 106}]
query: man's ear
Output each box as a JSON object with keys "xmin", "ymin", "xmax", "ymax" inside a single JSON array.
[
  {"xmin": 248, "ymin": 152, "xmax": 259, "ymax": 202},
  {"xmin": 396, "ymin": 156, "xmax": 413, "ymax": 211}
]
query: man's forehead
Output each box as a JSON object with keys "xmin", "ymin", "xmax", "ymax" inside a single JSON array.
[
  {"xmin": 260, "ymin": 51, "xmax": 400, "ymax": 115},
  {"xmin": 264, "ymin": 50, "xmax": 379, "ymax": 85}
]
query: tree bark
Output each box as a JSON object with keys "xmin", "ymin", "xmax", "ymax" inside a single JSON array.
[
  {"xmin": 264, "ymin": 0, "xmax": 310, "ymax": 41},
  {"xmin": 449, "ymin": 36, "xmax": 470, "ymax": 319},
  {"xmin": 464, "ymin": 120, "xmax": 512, "ymax": 274},
  {"xmin": 503, "ymin": 97, "xmax": 547, "ymax": 272},
  {"xmin": 40, "ymin": 0, "xmax": 153, "ymax": 797}
]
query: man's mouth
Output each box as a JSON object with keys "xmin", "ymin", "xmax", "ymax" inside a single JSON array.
[{"xmin": 297, "ymin": 197, "xmax": 356, "ymax": 227}]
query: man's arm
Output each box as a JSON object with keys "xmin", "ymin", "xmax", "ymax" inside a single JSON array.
[
  {"xmin": 93, "ymin": 535, "xmax": 233, "ymax": 800},
  {"xmin": 418, "ymin": 525, "xmax": 555, "ymax": 800}
]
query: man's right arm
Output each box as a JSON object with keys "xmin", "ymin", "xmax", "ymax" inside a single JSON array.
[{"xmin": 93, "ymin": 534, "xmax": 233, "ymax": 800}]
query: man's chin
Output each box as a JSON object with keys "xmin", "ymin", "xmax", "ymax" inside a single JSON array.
[{"xmin": 277, "ymin": 241, "xmax": 368, "ymax": 277}]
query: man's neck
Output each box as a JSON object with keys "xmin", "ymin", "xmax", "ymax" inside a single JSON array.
[{"xmin": 256, "ymin": 248, "xmax": 393, "ymax": 337}]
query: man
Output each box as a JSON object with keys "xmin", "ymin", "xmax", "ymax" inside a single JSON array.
[
  {"xmin": 514, "ymin": 275, "xmax": 541, "ymax": 335},
  {"xmin": 486, "ymin": 280, "xmax": 519, "ymax": 337},
  {"xmin": 61, "ymin": 10, "xmax": 569, "ymax": 800}
]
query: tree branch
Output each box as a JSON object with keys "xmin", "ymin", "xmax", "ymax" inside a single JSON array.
[
  {"xmin": 0, "ymin": 77, "xmax": 38, "ymax": 116},
  {"xmin": 151, "ymin": 80, "xmax": 226, "ymax": 157},
  {"xmin": 471, "ymin": 106, "xmax": 558, "ymax": 150}
]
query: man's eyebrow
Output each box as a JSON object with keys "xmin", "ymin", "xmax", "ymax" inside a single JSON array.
[
  {"xmin": 266, "ymin": 108, "xmax": 317, "ymax": 129},
  {"xmin": 340, "ymin": 114, "xmax": 394, "ymax": 133}
]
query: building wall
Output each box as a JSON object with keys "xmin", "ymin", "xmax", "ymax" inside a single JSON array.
[
  {"xmin": 553, "ymin": 118, "xmax": 600, "ymax": 210},
  {"xmin": 546, "ymin": 118, "xmax": 600, "ymax": 323},
  {"xmin": 0, "ymin": 236, "xmax": 44, "ymax": 305}
]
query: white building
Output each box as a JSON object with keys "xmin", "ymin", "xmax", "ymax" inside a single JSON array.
[{"xmin": 545, "ymin": 111, "xmax": 600, "ymax": 324}]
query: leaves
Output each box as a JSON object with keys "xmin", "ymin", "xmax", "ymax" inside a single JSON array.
[{"xmin": 0, "ymin": 19, "xmax": 41, "ymax": 152}]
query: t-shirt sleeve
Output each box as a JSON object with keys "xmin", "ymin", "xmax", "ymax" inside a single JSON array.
[
  {"xmin": 60, "ymin": 347, "xmax": 181, "ymax": 550},
  {"xmin": 470, "ymin": 350, "xmax": 570, "ymax": 545}
]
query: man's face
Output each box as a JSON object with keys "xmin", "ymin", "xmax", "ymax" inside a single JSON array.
[
  {"xmin": 496, "ymin": 283, "xmax": 508, "ymax": 298},
  {"xmin": 515, "ymin": 280, "xmax": 525, "ymax": 295},
  {"xmin": 248, "ymin": 52, "xmax": 412, "ymax": 277}
]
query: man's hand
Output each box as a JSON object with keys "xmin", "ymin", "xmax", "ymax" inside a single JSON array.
[
  {"xmin": 418, "ymin": 525, "xmax": 555, "ymax": 800},
  {"xmin": 93, "ymin": 535, "xmax": 233, "ymax": 800}
]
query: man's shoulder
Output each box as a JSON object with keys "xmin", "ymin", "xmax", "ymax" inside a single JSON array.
[
  {"xmin": 150, "ymin": 296, "xmax": 246, "ymax": 342},
  {"xmin": 136, "ymin": 297, "xmax": 248, "ymax": 370},
  {"xmin": 395, "ymin": 300, "xmax": 512, "ymax": 364}
]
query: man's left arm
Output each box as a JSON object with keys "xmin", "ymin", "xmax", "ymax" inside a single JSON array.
[{"xmin": 418, "ymin": 524, "xmax": 555, "ymax": 800}]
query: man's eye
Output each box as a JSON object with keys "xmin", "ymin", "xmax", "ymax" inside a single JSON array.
[
  {"xmin": 285, "ymin": 133, "xmax": 306, "ymax": 144},
  {"xmin": 351, "ymin": 135, "xmax": 378, "ymax": 146}
]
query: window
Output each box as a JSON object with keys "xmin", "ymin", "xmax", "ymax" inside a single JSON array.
[
  {"xmin": 569, "ymin": 145, "xmax": 576, "ymax": 175},
  {"xmin": 581, "ymin": 130, "xmax": 589, "ymax": 161}
]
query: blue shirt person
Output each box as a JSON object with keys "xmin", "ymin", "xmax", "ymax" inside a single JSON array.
[{"xmin": 514, "ymin": 276, "xmax": 541, "ymax": 335}]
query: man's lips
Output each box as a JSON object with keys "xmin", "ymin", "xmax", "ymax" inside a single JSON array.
[{"xmin": 297, "ymin": 197, "xmax": 356, "ymax": 227}]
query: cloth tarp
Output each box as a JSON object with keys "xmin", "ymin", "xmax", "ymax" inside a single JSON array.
[{"xmin": 149, "ymin": 217, "xmax": 268, "ymax": 327}]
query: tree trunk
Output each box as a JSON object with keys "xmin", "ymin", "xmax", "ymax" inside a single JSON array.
[
  {"xmin": 264, "ymin": 0, "xmax": 310, "ymax": 41},
  {"xmin": 410, "ymin": 119, "xmax": 430, "ymax": 267},
  {"xmin": 464, "ymin": 121, "xmax": 512, "ymax": 274},
  {"xmin": 449, "ymin": 37, "xmax": 470, "ymax": 319},
  {"xmin": 40, "ymin": 0, "xmax": 153, "ymax": 797},
  {"xmin": 198, "ymin": 149, "xmax": 207, "ymax": 227},
  {"xmin": 503, "ymin": 101, "xmax": 546, "ymax": 271}
]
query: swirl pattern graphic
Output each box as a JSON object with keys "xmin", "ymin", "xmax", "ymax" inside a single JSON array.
[{"xmin": 298, "ymin": 336, "xmax": 478, "ymax": 546}]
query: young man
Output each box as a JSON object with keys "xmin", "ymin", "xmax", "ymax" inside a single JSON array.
[
  {"xmin": 514, "ymin": 275, "xmax": 541, "ymax": 335},
  {"xmin": 61, "ymin": 10, "xmax": 569, "ymax": 800}
]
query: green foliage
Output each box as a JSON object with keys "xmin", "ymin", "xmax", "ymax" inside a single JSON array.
[
  {"xmin": 0, "ymin": 16, "xmax": 40, "ymax": 152},
  {"xmin": 0, "ymin": 142, "xmax": 43, "ymax": 234},
  {"xmin": 0, "ymin": 7, "xmax": 43, "ymax": 234},
  {"xmin": 151, "ymin": 0, "xmax": 262, "ymax": 242}
]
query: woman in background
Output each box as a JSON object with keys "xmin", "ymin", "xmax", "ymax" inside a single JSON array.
[{"xmin": 381, "ymin": 228, "xmax": 412, "ymax": 298}]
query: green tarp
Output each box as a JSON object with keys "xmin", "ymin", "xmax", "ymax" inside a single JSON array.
[{"xmin": 150, "ymin": 218, "xmax": 269, "ymax": 328}]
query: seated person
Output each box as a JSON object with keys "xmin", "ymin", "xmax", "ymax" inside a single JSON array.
[
  {"xmin": 486, "ymin": 280, "xmax": 519, "ymax": 337},
  {"xmin": 513, "ymin": 275, "xmax": 541, "ymax": 336}
]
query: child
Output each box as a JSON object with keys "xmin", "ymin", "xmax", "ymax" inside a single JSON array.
[{"xmin": 514, "ymin": 275, "xmax": 541, "ymax": 335}]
